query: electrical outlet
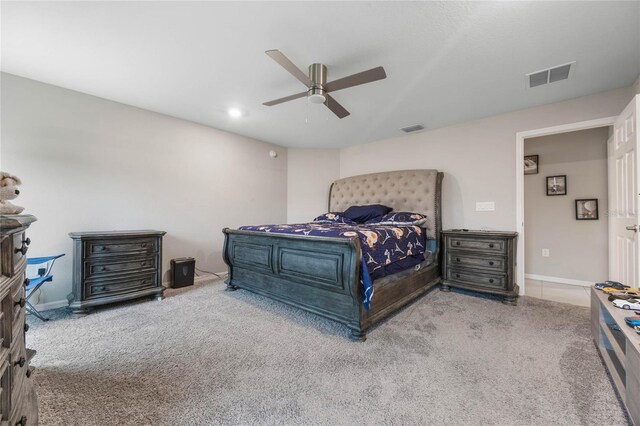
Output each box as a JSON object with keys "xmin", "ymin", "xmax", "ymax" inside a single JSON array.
[
  {"xmin": 542, "ymin": 249, "xmax": 550, "ymax": 257},
  {"xmin": 476, "ymin": 202, "xmax": 495, "ymax": 211}
]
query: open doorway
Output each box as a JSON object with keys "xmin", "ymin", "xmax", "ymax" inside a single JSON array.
[{"xmin": 523, "ymin": 127, "xmax": 611, "ymax": 306}]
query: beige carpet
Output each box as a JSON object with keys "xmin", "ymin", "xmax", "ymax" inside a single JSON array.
[{"xmin": 27, "ymin": 278, "xmax": 629, "ymax": 425}]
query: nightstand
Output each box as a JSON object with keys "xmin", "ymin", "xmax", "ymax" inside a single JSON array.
[{"xmin": 441, "ymin": 230, "xmax": 519, "ymax": 305}]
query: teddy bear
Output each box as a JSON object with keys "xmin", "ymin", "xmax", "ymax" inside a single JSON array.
[{"xmin": 0, "ymin": 172, "xmax": 24, "ymax": 214}]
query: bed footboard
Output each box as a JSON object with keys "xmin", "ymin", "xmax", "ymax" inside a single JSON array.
[{"xmin": 222, "ymin": 228, "xmax": 364, "ymax": 337}]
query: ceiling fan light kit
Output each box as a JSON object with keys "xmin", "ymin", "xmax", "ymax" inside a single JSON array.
[
  {"xmin": 263, "ymin": 49, "xmax": 386, "ymax": 119},
  {"xmin": 307, "ymin": 63, "xmax": 327, "ymax": 104}
]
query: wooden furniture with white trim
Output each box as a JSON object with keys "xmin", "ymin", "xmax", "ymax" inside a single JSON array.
[
  {"xmin": 591, "ymin": 287, "xmax": 640, "ymax": 425},
  {"xmin": 0, "ymin": 214, "xmax": 39, "ymax": 425}
]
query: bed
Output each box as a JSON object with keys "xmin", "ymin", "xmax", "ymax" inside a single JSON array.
[{"xmin": 222, "ymin": 169, "xmax": 443, "ymax": 341}]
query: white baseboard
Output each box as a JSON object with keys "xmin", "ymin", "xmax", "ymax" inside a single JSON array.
[
  {"xmin": 525, "ymin": 273, "xmax": 593, "ymax": 287},
  {"xmin": 34, "ymin": 272, "xmax": 228, "ymax": 312},
  {"xmin": 33, "ymin": 299, "xmax": 69, "ymax": 311}
]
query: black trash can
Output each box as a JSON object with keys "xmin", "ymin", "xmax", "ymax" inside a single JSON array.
[{"xmin": 170, "ymin": 257, "xmax": 195, "ymax": 288}]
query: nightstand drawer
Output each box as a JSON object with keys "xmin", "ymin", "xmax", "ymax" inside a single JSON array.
[
  {"xmin": 447, "ymin": 237, "xmax": 505, "ymax": 254},
  {"xmin": 86, "ymin": 272, "xmax": 157, "ymax": 299},
  {"xmin": 447, "ymin": 253, "xmax": 506, "ymax": 272},
  {"xmin": 84, "ymin": 256, "xmax": 157, "ymax": 279},
  {"xmin": 85, "ymin": 238, "xmax": 158, "ymax": 258},
  {"xmin": 447, "ymin": 269, "xmax": 506, "ymax": 290}
]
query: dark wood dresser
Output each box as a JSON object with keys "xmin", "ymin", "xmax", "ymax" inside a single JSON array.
[
  {"xmin": 441, "ymin": 230, "xmax": 519, "ymax": 305},
  {"xmin": 0, "ymin": 214, "xmax": 38, "ymax": 425},
  {"xmin": 67, "ymin": 230, "xmax": 166, "ymax": 315}
]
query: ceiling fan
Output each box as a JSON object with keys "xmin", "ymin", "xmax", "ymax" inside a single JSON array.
[{"xmin": 262, "ymin": 50, "xmax": 387, "ymax": 119}]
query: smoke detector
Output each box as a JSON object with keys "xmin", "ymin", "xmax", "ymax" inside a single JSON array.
[{"xmin": 526, "ymin": 62, "xmax": 575, "ymax": 88}]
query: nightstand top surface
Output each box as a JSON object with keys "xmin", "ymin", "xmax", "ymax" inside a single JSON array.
[{"xmin": 442, "ymin": 229, "xmax": 518, "ymax": 237}]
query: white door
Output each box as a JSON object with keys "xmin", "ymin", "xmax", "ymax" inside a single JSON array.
[{"xmin": 609, "ymin": 94, "xmax": 640, "ymax": 287}]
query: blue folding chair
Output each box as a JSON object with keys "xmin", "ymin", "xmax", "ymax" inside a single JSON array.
[{"xmin": 26, "ymin": 254, "xmax": 65, "ymax": 321}]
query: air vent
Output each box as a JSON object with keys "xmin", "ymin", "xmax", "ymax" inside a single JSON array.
[
  {"xmin": 400, "ymin": 124, "xmax": 425, "ymax": 133},
  {"xmin": 526, "ymin": 62, "xmax": 575, "ymax": 88},
  {"xmin": 529, "ymin": 70, "xmax": 549, "ymax": 88}
]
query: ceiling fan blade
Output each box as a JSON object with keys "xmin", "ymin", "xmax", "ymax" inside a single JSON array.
[
  {"xmin": 324, "ymin": 94, "xmax": 350, "ymax": 119},
  {"xmin": 265, "ymin": 50, "xmax": 312, "ymax": 87},
  {"xmin": 263, "ymin": 91, "xmax": 307, "ymax": 106},
  {"xmin": 324, "ymin": 66, "xmax": 386, "ymax": 93}
]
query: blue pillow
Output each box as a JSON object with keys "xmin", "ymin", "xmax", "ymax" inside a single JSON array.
[
  {"xmin": 312, "ymin": 212, "xmax": 355, "ymax": 224},
  {"xmin": 367, "ymin": 212, "xmax": 428, "ymax": 226},
  {"xmin": 343, "ymin": 204, "xmax": 392, "ymax": 223}
]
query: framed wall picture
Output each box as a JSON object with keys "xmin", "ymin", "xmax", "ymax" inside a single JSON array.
[
  {"xmin": 575, "ymin": 199, "xmax": 599, "ymax": 220},
  {"xmin": 546, "ymin": 175, "xmax": 567, "ymax": 196},
  {"xmin": 524, "ymin": 155, "xmax": 539, "ymax": 175}
]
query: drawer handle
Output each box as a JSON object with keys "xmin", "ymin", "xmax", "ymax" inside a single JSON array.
[
  {"xmin": 26, "ymin": 368, "xmax": 33, "ymax": 378},
  {"xmin": 455, "ymin": 242, "xmax": 461, "ymax": 246},
  {"xmin": 24, "ymin": 324, "xmax": 29, "ymax": 333},
  {"xmin": 489, "ymin": 279, "xmax": 494, "ymax": 283},
  {"xmin": 488, "ymin": 244, "xmax": 494, "ymax": 248},
  {"xmin": 15, "ymin": 298, "xmax": 25, "ymax": 308},
  {"xmin": 100, "ymin": 266, "xmax": 107, "ymax": 272},
  {"xmin": 141, "ymin": 243, "xmax": 148, "ymax": 248},
  {"xmin": 141, "ymin": 262, "xmax": 148, "ymax": 267},
  {"xmin": 14, "ymin": 357, "xmax": 26, "ymax": 368},
  {"xmin": 455, "ymin": 258, "xmax": 460, "ymax": 262},
  {"xmin": 16, "ymin": 415, "xmax": 27, "ymax": 426},
  {"xmin": 23, "ymin": 237, "xmax": 31, "ymax": 246},
  {"xmin": 489, "ymin": 261, "xmax": 494, "ymax": 266},
  {"xmin": 455, "ymin": 274, "xmax": 460, "ymax": 278},
  {"xmin": 15, "ymin": 245, "xmax": 28, "ymax": 256},
  {"xmin": 95, "ymin": 286, "xmax": 106, "ymax": 292},
  {"xmin": 23, "ymin": 278, "xmax": 30, "ymax": 287},
  {"xmin": 100, "ymin": 246, "xmax": 108, "ymax": 251}
]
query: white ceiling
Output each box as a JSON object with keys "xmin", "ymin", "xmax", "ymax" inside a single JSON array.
[{"xmin": 2, "ymin": 1, "xmax": 639, "ymax": 148}]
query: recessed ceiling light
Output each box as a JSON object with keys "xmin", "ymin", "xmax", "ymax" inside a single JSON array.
[{"xmin": 227, "ymin": 108, "xmax": 243, "ymax": 118}]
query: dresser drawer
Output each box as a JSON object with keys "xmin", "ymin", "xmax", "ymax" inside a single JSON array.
[
  {"xmin": 84, "ymin": 256, "xmax": 157, "ymax": 280},
  {"xmin": 10, "ymin": 308, "xmax": 24, "ymax": 351},
  {"xmin": 10, "ymin": 233, "xmax": 29, "ymax": 276},
  {"xmin": 447, "ymin": 237, "xmax": 506, "ymax": 254},
  {"xmin": 447, "ymin": 253, "xmax": 506, "ymax": 272},
  {"xmin": 86, "ymin": 272, "xmax": 157, "ymax": 299},
  {"xmin": 9, "ymin": 337, "xmax": 26, "ymax": 410},
  {"xmin": 85, "ymin": 238, "xmax": 158, "ymax": 258},
  {"xmin": 447, "ymin": 269, "xmax": 506, "ymax": 290},
  {"xmin": 0, "ymin": 359, "xmax": 10, "ymax": 421},
  {"xmin": 9, "ymin": 273, "xmax": 25, "ymax": 303},
  {"xmin": 0, "ymin": 290, "xmax": 14, "ymax": 350},
  {"xmin": 10, "ymin": 288, "xmax": 24, "ymax": 325}
]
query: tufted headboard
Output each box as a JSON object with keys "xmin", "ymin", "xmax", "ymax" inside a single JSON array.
[{"xmin": 328, "ymin": 169, "xmax": 444, "ymax": 240}]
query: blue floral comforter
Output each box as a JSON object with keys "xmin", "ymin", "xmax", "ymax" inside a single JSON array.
[{"xmin": 238, "ymin": 222, "xmax": 427, "ymax": 309}]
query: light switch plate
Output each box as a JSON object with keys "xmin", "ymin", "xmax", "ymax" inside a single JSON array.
[
  {"xmin": 542, "ymin": 249, "xmax": 550, "ymax": 257},
  {"xmin": 476, "ymin": 202, "xmax": 495, "ymax": 211}
]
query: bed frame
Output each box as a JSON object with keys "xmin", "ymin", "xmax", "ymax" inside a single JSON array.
[{"xmin": 222, "ymin": 169, "xmax": 443, "ymax": 341}]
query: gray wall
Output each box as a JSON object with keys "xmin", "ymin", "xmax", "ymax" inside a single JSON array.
[
  {"xmin": 524, "ymin": 128, "xmax": 609, "ymax": 282},
  {"xmin": 337, "ymin": 87, "xmax": 633, "ymax": 232},
  {"xmin": 287, "ymin": 149, "xmax": 340, "ymax": 223},
  {"xmin": 0, "ymin": 73, "xmax": 288, "ymax": 305}
]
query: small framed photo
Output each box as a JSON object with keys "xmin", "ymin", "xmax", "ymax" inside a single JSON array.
[
  {"xmin": 524, "ymin": 155, "xmax": 539, "ymax": 175},
  {"xmin": 546, "ymin": 175, "xmax": 567, "ymax": 196},
  {"xmin": 575, "ymin": 199, "xmax": 599, "ymax": 220}
]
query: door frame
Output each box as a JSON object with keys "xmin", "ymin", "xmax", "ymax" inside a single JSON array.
[{"xmin": 515, "ymin": 116, "xmax": 617, "ymax": 294}]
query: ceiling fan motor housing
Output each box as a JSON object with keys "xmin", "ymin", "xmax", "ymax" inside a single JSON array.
[{"xmin": 308, "ymin": 63, "xmax": 327, "ymax": 104}]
